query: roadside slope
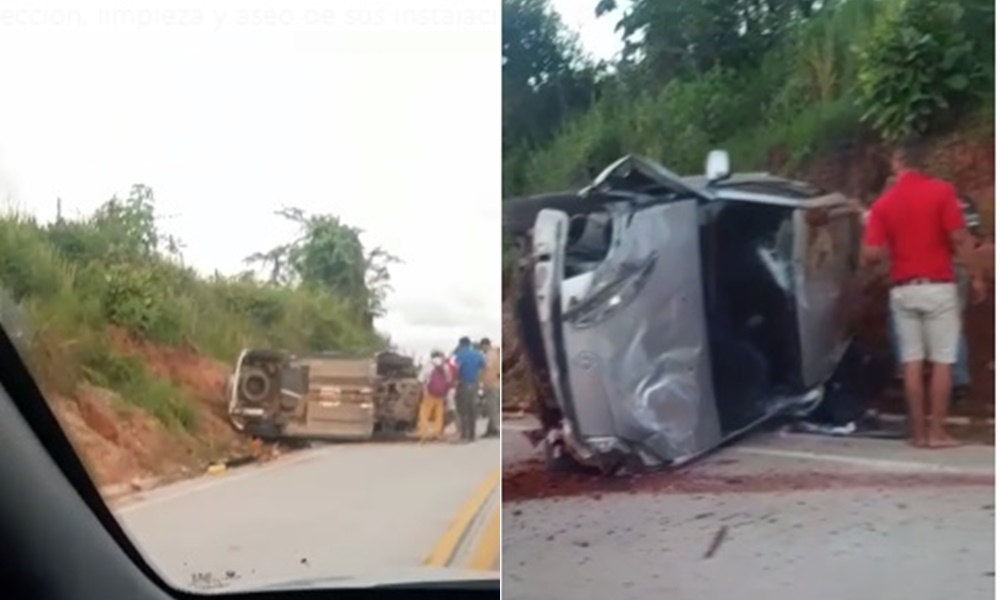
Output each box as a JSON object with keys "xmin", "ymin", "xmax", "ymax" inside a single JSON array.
[{"xmin": 0, "ymin": 190, "xmax": 387, "ymax": 494}]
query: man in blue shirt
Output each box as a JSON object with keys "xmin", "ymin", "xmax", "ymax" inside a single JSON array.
[{"xmin": 453, "ymin": 336, "xmax": 486, "ymax": 443}]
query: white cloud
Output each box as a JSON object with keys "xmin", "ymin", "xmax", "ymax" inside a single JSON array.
[
  {"xmin": 549, "ymin": 0, "xmax": 623, "ymax": 61},
  {"xmin": 0, "ymin": 0, "xmax": 500, "ymax": 359}
]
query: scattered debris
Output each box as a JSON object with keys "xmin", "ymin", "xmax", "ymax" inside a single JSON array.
[
  {"xmin": 189, "ymin": 572, "xmax": 226, "ymax": 590},
  {"xmin": 224, "ymin": 454, "xmax": 256, "ymax": 469},
  {"xmin": 703, "ymin": 525, "xmax": 729, "ymax": 559}
]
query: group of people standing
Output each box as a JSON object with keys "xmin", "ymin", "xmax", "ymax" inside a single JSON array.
[
  {"xmin": 417, "ymin": 336, "xmax": 501, "ymax": 444},
  {"xmin": 858, "ymin": 139, "xmax": 991, "ymax": 448}
]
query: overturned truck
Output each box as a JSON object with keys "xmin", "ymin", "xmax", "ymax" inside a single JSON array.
[
  {"xmin": 504, "ymin": 151, "xmax": 876, "ymax": 473},
  {"xmin": 226, "ymin": 349, "xmax": 424, "ymax": 441}
]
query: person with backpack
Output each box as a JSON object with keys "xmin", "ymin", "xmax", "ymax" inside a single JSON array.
[{"xmin": 418, "ymin": 350, "xmax": 453, "ymax": 443}]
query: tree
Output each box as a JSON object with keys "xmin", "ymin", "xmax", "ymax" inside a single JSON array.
[
  {"xmin": 502, "ymin": 0, "xmax": 602, "ymax": 152},
  {"xmin": 598, "ymin": 0, "xmax": 825, "ymax": 85},
  {"xmin": 245, "ymin": 207, "xmax": 400, "ymax": 321}
]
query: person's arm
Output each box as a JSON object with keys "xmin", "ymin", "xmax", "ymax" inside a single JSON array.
[
  {"xmin": 943, "ymin": 188, "xmax": 981, "ymax": 280},
  {"xmin": 861, "ymin": 201, "xmax": 887, "ymax": 268},
  {"xmin": 473, "ymin": 353, "xmax": 485, "ymax": 385},
  {"xmin": 943, "ymin": 187, "xmax": 987, "ymax": 304},
  {"xmin": 958, "ymin": 194, "xmax": 984, "ymax": 241}
]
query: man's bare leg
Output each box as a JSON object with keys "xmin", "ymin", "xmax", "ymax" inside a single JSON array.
[
  {"xmin": 901, "ymin": 361, "xmax": 927, "ymax": 447},
  {"xmin": 928, "ymin": 361, "xmax": 960, "ymax": 447}
]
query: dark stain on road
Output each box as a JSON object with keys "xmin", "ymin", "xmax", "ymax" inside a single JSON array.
[{"xmin": 502, "ymin": 463, "xmax": 993, "ymax": 503}]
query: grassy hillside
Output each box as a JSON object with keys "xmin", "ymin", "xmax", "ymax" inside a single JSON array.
[{"xmin": 0, "ymin": 185, "xmax": 390, "ymax": 485}]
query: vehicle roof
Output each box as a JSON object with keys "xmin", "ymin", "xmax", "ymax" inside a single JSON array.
[
  {"xmin": 240, "ymin": 347, "xmax": 290, "ymax": 361},
  {"xmin": 297, "ymin": 351, "xmax": 371, "ymax": 360},
  {"xmin": 504, "ymin": 173, "xmax": 840, "ymax": 208},
  {"xmin": 683, "ymin": 172, "xmax": 825, "ymax": 194}
]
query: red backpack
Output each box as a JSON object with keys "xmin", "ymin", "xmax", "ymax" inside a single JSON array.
[{"xmin": 426, "ymin": 365, "xmax": 451, "ymax": 398}]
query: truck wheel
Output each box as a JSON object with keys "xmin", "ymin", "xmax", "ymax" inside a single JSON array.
[{"xmin": 239, "ymin": 367, "xmax": 271, "ymax": 403}]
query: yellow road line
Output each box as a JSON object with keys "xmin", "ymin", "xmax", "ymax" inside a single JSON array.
[
  {"xmin": 465, "ymin": 503, "xmax": 501, "ymax": 571},
  {"xmin": 423, "ymin": 466, "xmax": 501, "ymax": 567}
]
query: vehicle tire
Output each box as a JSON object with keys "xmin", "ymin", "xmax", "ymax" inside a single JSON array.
[
  {"xmin": 239, "ymin": 367, "xmax": 271, "ymax": 403},
  {"xmin": 278, "ymin": 391, "xmax": 299, "ymax": 411},
  {"xmin": 376, "ymin": 352, "xmax": 416, "ymax": 376},
  {"xmin": 544, "ymin": 439, "xmax": 584, "ymax": 473}
]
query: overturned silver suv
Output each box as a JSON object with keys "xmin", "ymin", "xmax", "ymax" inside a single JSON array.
[{"xmin": 504, "ymin": 152, "xmax": 865, "ymax": 472}]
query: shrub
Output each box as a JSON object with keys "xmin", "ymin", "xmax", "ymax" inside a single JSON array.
[{"xmin": 855, "ymin": 0, "xmax": 984, "ymax": 141}]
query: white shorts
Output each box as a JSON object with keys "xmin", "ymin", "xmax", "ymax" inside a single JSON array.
[{"xmin": 889, "ymin": 282, "xmax": 961, "ymax": 364}]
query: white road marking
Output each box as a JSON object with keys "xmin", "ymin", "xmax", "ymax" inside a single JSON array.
[{"xmin": 733, "ymin": 446, "xmax": 994, "ymax": 476}]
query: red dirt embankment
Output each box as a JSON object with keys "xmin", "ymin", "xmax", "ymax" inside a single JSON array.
[
  {"xmin": 48, "ymin": 331, "xmax": 257, "ymax": 490},
  {"xmin": 793, "ymin": 127, "xmax": 995, "ymax": 418}
]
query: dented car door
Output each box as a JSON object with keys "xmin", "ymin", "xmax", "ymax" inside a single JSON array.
[{"xmin": 532, "ymin": 199, "xmax": 722, "ymax": 468}]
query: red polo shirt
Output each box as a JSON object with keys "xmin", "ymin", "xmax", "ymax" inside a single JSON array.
[{"xmin": 864, "ymin": 171, "xmax": 965, "ymax": 283}]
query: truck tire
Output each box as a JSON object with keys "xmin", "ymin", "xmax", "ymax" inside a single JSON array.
[{"xmin": 239, "ymin": 367, "xmax": 271, "ymax": 403}]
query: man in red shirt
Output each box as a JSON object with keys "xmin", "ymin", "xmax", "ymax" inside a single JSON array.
[{"xmin": 862, "ymin": 140, "xmax": 985, "ymax": 448}]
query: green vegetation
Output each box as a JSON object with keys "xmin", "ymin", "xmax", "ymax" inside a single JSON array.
[
  {"xmin": 502, "ymin": 0, "xmax": 994, "ymax": 197},
  {"xmin": 0, "ymin": 184, "xmax": 395, "ymax": 430}
]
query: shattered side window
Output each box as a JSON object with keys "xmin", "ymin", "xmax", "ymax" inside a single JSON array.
[
  {"xmin": 568, "ymin": 209, "xmax": 657, "ymax": 326},
  {"xmin": 758, "ymin": 214, "xmax": 796, "ymax": 292}
]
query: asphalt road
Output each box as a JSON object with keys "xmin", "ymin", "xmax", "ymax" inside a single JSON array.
[
  {"xmin": 502, "ymin": 417, "xmax": 995, "ymax": 600},
  {"xmin": 115, "ymin": 431, "xmax": 500, "ymax": 592}
]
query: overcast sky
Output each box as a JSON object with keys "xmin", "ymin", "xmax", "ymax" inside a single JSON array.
[
  {"xmin": 550, "ymin": 0, "xmax": 623, "ymax": 61},
  {"xmin": 0, "ymin": 0, "xmax": 500, "ymax": 358}
]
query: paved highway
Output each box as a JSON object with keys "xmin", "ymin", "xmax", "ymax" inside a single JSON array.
[
  {"xmin": 502, "ymin": 417, "xmax": 995, "ymax": 600},
  {"xmin": 115, "ymin": 434, "xmax": 500, "ymax": 592}
]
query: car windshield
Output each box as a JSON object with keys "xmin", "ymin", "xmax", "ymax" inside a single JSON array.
[{"xmin": 0, "ymin": 0, "xmax": 499, "ymax": 592}]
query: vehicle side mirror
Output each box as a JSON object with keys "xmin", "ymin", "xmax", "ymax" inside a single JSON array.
[{"xmin": 706, "ymin": 150, "xmax": 731, "ymax": 183}]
